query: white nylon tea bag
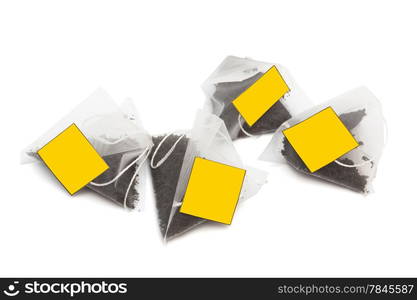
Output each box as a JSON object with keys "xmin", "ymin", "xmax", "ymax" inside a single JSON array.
[{"xmin": 22, "ymin": 88, "xmax": 153, "ymax": 209}]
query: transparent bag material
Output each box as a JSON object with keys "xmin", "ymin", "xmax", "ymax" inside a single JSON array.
[
  {"xmin": 148, "ymin": 131, "xmax": 190, "ymax": 238},
  {"xmin": 260, "ymin": 86, "xmax": 386, "ymax": 194},
  {"xmin": 22, "ymin": 88, "xmax": 153, "ymax": 209},
  {"xmin": 202, "ymin": 56, "xmax": 312, "ymax": 140},
  {"xmin": 154, "ymin": 110, "xmax": 268, "ymax": 241}
]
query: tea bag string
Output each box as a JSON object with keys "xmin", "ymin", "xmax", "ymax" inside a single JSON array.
[
  {"xmin": 122, "ymin": 147, "xmax": 150, "ymax": 209},
  {"xmin": 150, "ymin": 133, "xmax": 185, "ymax": 169},
  {"xmin": 238, "ymin": 114, "xmax": 255, "ymax": 137},
  {"xmin": 334, "ymin": 116, "xmax": 388, "ymax": 168},
  {"xmin": 90, "ymin": 146, "xmax": 151, "ymax": 209}
]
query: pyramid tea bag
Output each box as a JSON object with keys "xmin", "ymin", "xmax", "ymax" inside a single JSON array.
[
  {"xmin": 202, "ymin": 56, "xmax": 312, "ymax": 140},
  {"xmin": 22, "ymin": 89, "xmax": 153, "ymax": 209},
  {"xmin": 149, "ymin": 110, "xmax": 267, "ymax": 240},
  {"xmin": 85, "ymin": 98, "xmax": 152, "ymax": 209},
  {"xmin": 260, "ymin": 87, "xmax": 386, "ymax": 194}
]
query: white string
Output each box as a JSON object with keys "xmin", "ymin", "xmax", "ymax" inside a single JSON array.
[
  {"xmin": 238, "ymin": 114, "xmax": 255, "ymax": 137},
  {"xmin": 89, "ymin": 146, "xmax": 151, "ymax": 209},
  {"xmin": 382, "ymin": 116, "xmax": 388, "ymax": 148},
  {"xmin": 214, "ymin": 128, "xmax": 231, "ymax": 143},
  {"xmin": 334, "ymin": 116, "xmax": 388, "ymax": 168},
  {"xmin": 150, "ymin": 133, "xmax": 185, "ymax": 169},
  {"xmin": 96, "ymin": 135, "xmax": 127, "ymax": 145}
]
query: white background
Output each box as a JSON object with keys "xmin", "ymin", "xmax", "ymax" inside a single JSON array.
[{"xmin": 0, "ymin": 0, "xmax": 416, "ymax": 277}]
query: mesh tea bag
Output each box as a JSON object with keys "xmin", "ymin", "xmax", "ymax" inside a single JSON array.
[
  {"xmin": 22, "ymin": 88, "xmax": 153, "ymax": 209},
  {"xmin": 202, "ymin": 56, "xmax": 312, "ymax": 140},
  {"xmin": 149, "ymin": 110, "xmax": 268, "ymax": 241},
  {"xmin": 148, "ymin": 132, "xmax": 190, "ymax": 237},
  {"xmin": 260, "ymin": 87, "xmax": 386, "ymax": 194}
]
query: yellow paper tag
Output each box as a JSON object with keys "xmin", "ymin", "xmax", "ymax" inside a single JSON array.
[
  {"xmin": 179, "ymin": 157, "xmax": 246, "ymax": 225},
  {"xmin": 37, "ymin": 124, "xmax": 109, "ymax": 195},
  {"xmin": 283, "ymin": 107, "xmax": 359, "ymax": 172},
  {"xmin": 232, "ymin": 66, "xmax": 290, "ymax": 126}
]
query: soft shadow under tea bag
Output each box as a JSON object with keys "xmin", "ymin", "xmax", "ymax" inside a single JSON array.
[
  {"xmin": 260, "ymin": 87, "xmax": 386, "ymax": 194},
  {"xmin": 202, "ymin": 56, "xmax": 312, "ymax": 140},
  {"xmin": 149, "ymin": 110, "xmax": 267, "ymax": 241},
  {"xmin": 22, "ymin": 88, "xmax": 153, "ymax": 209}
]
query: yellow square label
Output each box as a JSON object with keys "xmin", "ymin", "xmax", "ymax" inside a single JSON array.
[
  {"xmin": 232, "ymin": 66, "xmax": 290, "ymax": 126},
  {"xmin": 179, "ymin": 157, "xmax": 246, "ymax": 225},
  {"xmin": 37, "ymin": 124, "xmax": 109, "ymax": 195},
  {"xmin": 283, "ymin": 107, "xmax": 359, "ymax": 172}
]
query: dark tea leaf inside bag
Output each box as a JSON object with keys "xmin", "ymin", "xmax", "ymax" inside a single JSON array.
[{"xmin": 281, "ymin": 109, "xmax": 369, "ymax": 193}]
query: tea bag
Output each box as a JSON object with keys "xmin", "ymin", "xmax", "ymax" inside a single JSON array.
[
  {"xmin": 260, "ymin": 87, "xmax": 386, "ymax": 194},
  {"xmin": 202, "ymin": 56, "xmax": 312, "ymax": 140},
  {"xmin": 149, "ymin": 110, "xmax": 268, "ymax": 241},
  {"xmin": 22, "ymin": 88, "xmax": 153, "ymax": 209},
  {"xmin": 149, "ymin": 133, "xmax": 193, "ymax": 237}
]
